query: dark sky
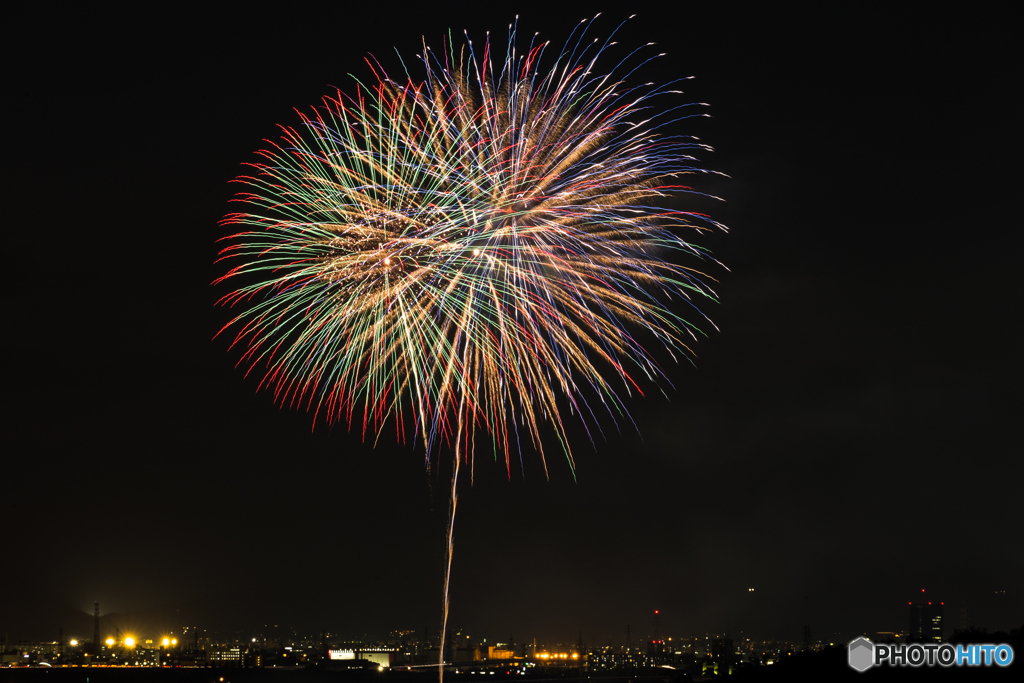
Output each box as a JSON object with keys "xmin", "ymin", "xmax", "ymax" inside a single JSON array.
[{"xmin": 5, "ymin": 2, "xmax": 1020, "ymax": 647}]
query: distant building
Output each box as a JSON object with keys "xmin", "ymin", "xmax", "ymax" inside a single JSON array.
[
  {"xmin": 909, "ymin": 602, "xmax": 943, "ymax": 642},
  {"xmin": 707, "ymin": 637, "xmax": 736, "ymax": 675},
  {"xmin": 134, "ymin": 647, "xmax": 160, "ymax": 666},
  {"xmin": 646, "ymin": 639, "xmax": 666, "ymax": 657},
  {"xmin": 587, "ymin": 648, "xmax": 667, "ymax": 671},
  {"xmin": 207, "ymin": 646, "xmax": 245, "ymax": 665},
  {"xmin": 329, "ymin": 648, "xmax": 394, "ymax": 668}
]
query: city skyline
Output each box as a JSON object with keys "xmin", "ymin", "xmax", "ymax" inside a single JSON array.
[
  {"xmin": 6, "ymin": 600, "xmax": 1020, "ymax": 675},
  {"xmin": 7, "ymin": 599, "xmax": 1002, "ymax": 657},
  {"xmin": 5, "ymin": 0, "xmax": 1019, "ymax": 654}
]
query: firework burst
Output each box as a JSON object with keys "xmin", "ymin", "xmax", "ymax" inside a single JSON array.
[{"xmin": 215, "ymin": 16, "xmax": 724, "ymax": 475}]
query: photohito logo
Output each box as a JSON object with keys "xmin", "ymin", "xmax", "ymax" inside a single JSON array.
[
  {"xmin": 848, "ymin": 638, "xmax": 874, "ymax": 672},
  {"xmin": 848, "ymin": 638, "xmax": 1014, "ymax": 671}
]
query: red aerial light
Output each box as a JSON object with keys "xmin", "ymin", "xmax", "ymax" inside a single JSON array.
[
  {"xmin": 928, "ymin": 602, "xmax": 932, "ymax": 605},
  {"xmin": 941, "ymin": 602, "xmax": 944, "ymax": 605}
]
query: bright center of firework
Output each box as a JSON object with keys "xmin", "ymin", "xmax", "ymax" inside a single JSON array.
[{"xmin": 473, "ymin": 249, "xmax": 481, "ymax": 256}]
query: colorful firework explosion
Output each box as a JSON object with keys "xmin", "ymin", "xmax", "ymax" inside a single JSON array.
[{"xmin": 215, "ymin": 17, "xmax": 724, "ymax": 476}]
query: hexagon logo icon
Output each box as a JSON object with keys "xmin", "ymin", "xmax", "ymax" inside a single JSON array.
[{"xmin": 848, "ymin": 637, "xmax": 874, "ymax": 672}]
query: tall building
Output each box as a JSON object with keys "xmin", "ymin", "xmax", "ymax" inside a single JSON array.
[{"xmin": 909, "ymin": 601, "xmax": 943, "ymax": 642}]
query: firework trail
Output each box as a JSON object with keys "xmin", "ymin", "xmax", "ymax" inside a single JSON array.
[{"xmin": 216, "ymin": 15, "xmax": 724, "ymax": 679}]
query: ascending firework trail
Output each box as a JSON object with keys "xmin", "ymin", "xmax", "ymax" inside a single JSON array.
[{"xmin": 216, "ymin": 15, "xmax": 725, "ymax": 681}]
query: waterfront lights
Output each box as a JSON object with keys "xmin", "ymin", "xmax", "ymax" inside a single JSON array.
[{"xmin": 125, "ymin": 637, "xmax": 136, "ymax": 647}]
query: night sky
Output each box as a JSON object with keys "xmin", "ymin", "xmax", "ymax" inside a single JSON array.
[{"xmin": 6, "ymin": 2, "xmax": 1020, "ymax": 647}]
